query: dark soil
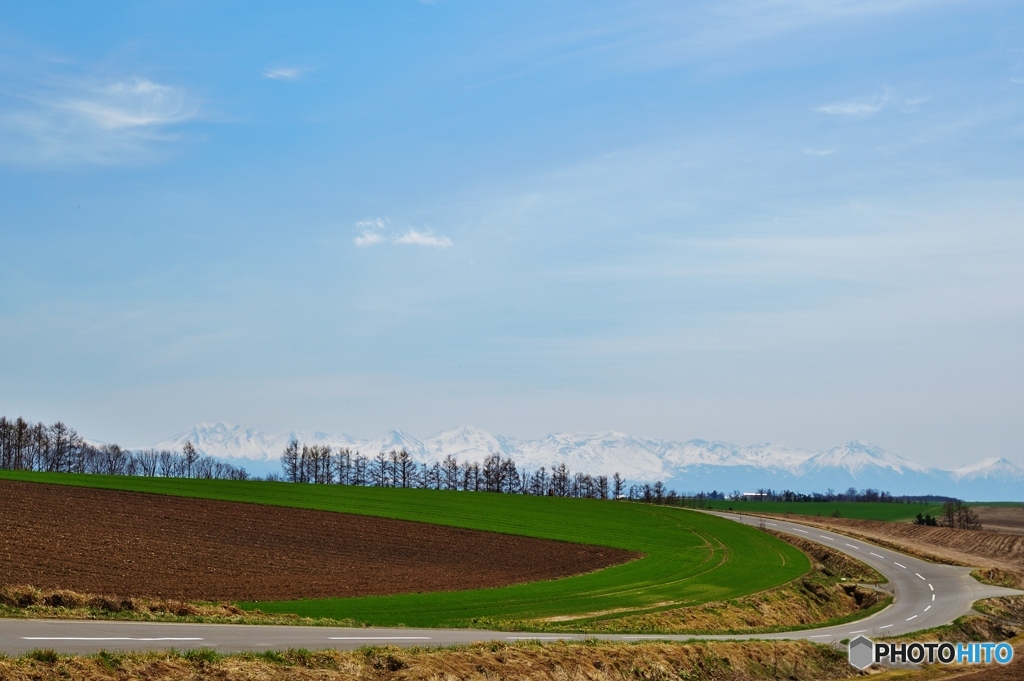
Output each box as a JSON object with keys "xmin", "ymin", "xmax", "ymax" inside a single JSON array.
[{"xmin": 0, "ymin": 480, "xmax": 636, "ymax": 602}]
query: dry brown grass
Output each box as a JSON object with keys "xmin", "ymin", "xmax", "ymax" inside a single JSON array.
[
  {"xmin": 0, "ymin": 640, "xmax": 858, "ymax": 681},
  {"xmin": 882, "ymin": 614, "xmax": 1020, "ymax": 644},
  {"xmin": 0, "ymin": 584, "xmax": 355, "ymax": 627},
  {"xmin": 973, "ymin": 596, "xmax": 1024, "ymax": 627}
]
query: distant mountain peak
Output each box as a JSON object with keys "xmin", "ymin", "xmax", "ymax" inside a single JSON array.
[{"xmin": 138, "ymin": 423, "xmax": 1024, "ymax": 500}]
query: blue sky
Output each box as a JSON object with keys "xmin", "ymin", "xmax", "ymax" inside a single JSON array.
[{"xmin": 1, "ymin": 1, "xmax": 1022, "ymax": 468}]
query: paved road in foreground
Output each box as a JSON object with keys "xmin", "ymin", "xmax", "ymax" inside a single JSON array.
[{"xmin": 2, "ymin": 511, "xmax": 1021, "ymax": 654}]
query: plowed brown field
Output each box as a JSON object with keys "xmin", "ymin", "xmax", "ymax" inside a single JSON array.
[
  {"xmin": 975, "ymin": 506, "xmax": 1024, "ymax": 536},
  {"xmin": 0, "ymin": 480, "xmax": 635, "ymax": 602}
]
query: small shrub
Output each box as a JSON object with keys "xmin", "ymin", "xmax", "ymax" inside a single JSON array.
[
  {"xmin": 27, "ymin": 649, "xmax": 59, "ymax": 663},
  {"xmin": 257, "ymin": 650, "xmax": 287, "ymax": 664},
  {"xmin": 97, "ymin": 650, "xmax": 121, "ymax": 670},
  {"xmin": 287, "ymin": 648, "xmax": 315, "ymax": 667},
  {"xmin": 184, "ymin": 648, "xmax": 220, "ymax": 664}
]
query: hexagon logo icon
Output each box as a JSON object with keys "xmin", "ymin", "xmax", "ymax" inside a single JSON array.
[{"xmin": 848, "ymin": 636, "xmax": 874, "ymax": 670}]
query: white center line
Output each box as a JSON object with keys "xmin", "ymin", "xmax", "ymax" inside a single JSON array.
[
  {"xmin": 894, "ymin": 562, "xmax": 907, "ymax": 569},
  {"xmin": 766, "ymin": 522, "xmax": 777, "ymax": 526},
  {"xmin": 924, "ymin": 606, "xmax": 931, "ymax": 612},
  {"xmin": 906, "ymin": 615, "xmax": 918, "ymax": 621},
  {"xmin": 879, "ymin": 624, "xmax": 893, "ymax": 629},
  {"xmin": 810, "ymin": 634, "xmax": 831, "ymax": 638},
  {"xmin": 328, "ymin": 637, "xmax": 431, "ymax": 641},
  {"xmin": 932, "ymin": 594, "xmax": 935, "ymax": 601},
  {"xmin": 845, "ymin": 543, "xmax": 859, "ymax": 549},
  {"xmin": 794, "ymin": 529, "xmax": 808, "ymax": 533},
  {"xmin": 22, "ymin": 637, "xmax": 203, "ymax": 642},
  {"xmin": 870, "ymin": 552, "xmax": 884, "ymax": 558},
  {"xmin": 849, "ymin": 630, "xmax": 866, "ymax": 634},
  {"xmin": 819, "ymin": 535, "xmax": 834, "ymax": 541},
  {"xmin": 928, "ymin": 584, "xmax": 934, "ymax": 591},
  {"xmin": 915, "ymin": 573, "xmax": 926, "ymax": 580}
]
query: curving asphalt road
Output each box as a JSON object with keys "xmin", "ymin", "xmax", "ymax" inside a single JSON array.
[{"xmin": 2, "ymin": 511, "xmax": 1021, "ymax": 654}]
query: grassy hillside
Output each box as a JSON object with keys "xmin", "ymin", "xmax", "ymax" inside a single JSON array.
[
  {"xmin": 1, "ymin": 470, "xmax": 810, "ymax": 628},
  {"xmin": 703, "ymin": 500, "xmax": 944, "ymax": 521}
]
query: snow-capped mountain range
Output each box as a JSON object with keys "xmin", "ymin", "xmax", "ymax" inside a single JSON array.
[{"xmin": 140, "ymin": 423, "xmax": 1024, "ymax": 501}]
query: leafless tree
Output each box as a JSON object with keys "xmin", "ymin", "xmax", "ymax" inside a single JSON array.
[
  {"xmin": 442, "ymin": 455, "xmax": 459, "ymax": 490},
  {"xmin": 135, "ymin": 449, "xmax": 160, "ymax": 477},
  {"xmin": 941, "ymin": 500, "xmax": 982, "ymax": 530},
  {"xmin": 281, "ymin": 441, "xmax": 301, "ymax": 482},
  {"xmin": 372, "ymin": 451, "xmax": 390, "ymax": 487},
  {"xmin": 182, "ymin": 441, "xmax": 199, "ymax": 478}
]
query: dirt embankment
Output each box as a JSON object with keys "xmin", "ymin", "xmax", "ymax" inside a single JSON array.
[
  {"xmin": 0, "ymin": 641, "xmax": 857, "ymax": 681},
  {"xmin": 0, "ymin": 480, "xmax": 636, "ymax": 602}
]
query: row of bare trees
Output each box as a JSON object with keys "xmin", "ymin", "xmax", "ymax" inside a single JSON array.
[
  {"xmin": 733, "ymin": 487, "xmax": 902, "ymax": 503},
  {"xmin": 939, "ymin": 499, "xmax": 983, "ymax": 530},
  {"xmin": 0, "ymin": 417, "xmax": 248, "ymax": 480},
  {"xmin": 278, "ymin": 442, "xmax": 634, "ymax": 499}
]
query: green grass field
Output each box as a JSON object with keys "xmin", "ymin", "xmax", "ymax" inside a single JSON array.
[
  {"xmin": 1, "ymin": 470, "xmax": 810, "ymax": 628},
  {"xmin": 702, "ymin": 500, "xmax": 944, "ymax": 521}
]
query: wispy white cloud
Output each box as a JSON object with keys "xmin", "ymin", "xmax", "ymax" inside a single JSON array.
[
  {"xmin": 352, "ymin": 218, "xmax": 453, "ymax": 248},
  {"xmin": 816, "ymin": 90, "xmax": 889, "ymax": 117},
  {"xmin": 486, "ymin": 0, "xmax": 959, "ymax": 78},
  {"xmin": 900, "ymin": 96, "xmax": 929, "ymax": 112},
  {"xmin": 394, "ymin": 229, "xmax": 453, "ymax": 247},
  {"xmin": 354, "ymin": 231, "xmax": 385, "ymax": 247},
  {"xmin": 353, "ymin": 218, "xmax": 387, "ymax": 247},
  {"xmin": 0, "ymin": 76, "xmax": 199, "ymax": 166},
  {"xmin": 801, "ymin": 147, "xmax": 837, "ymax": 156},
  {"xmin": 263, "ymin": 67, "xmax": 306, "ymax": 80}
]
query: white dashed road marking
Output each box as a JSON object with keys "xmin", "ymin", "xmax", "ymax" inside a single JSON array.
[
  {"xmin": 916, "ymin": 573, "xmax": 926, "ymax": 580},
  {"xmin": 906, "ymin": 615, "xmax": 918, "ymax": 621},
  {"xmin": 894, "ymin": 562, "xmax": 907, "ymax": 569},
  {"xmin": 870, "ymin": 552, "xmax": 884, "ymax": 558}
]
